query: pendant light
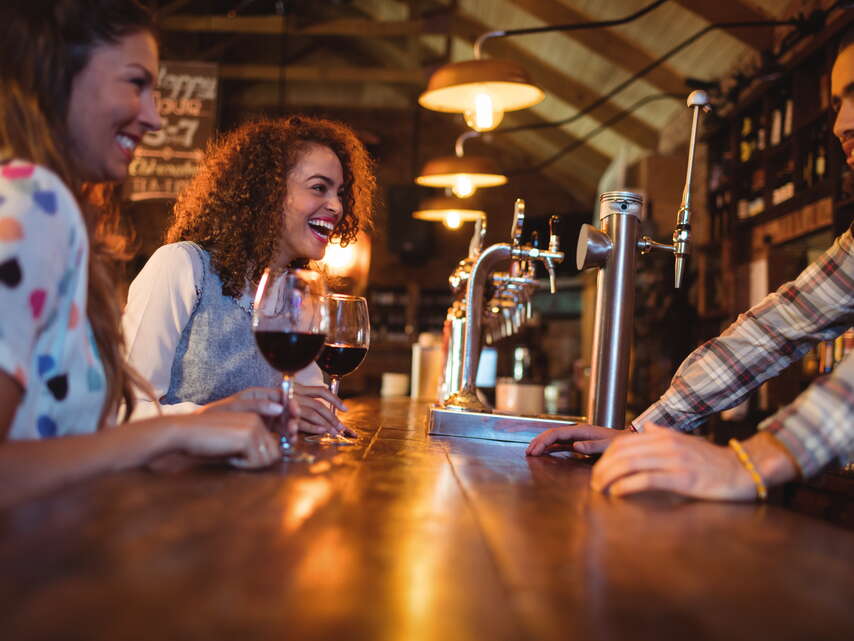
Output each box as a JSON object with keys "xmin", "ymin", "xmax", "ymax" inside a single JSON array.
[
  {"xmin": 418, "ymin": 58, "xmax": 544, "ymax": 132},
  {"xmin": 412, "ymin": 196, "xmax": 486, "ymax": 230}
]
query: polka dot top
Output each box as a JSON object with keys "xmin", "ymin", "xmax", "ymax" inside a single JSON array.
[{"xmin": 0, "ymin": 161, "xmax": 107, "ymax": 440}]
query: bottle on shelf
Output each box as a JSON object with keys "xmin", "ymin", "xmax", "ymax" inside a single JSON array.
[
  {"xmin": 748, "ymin": 167, "xmax": 765, "ymax": 217},
  {"xmin": 739, "ymin": 115, "xmax": 755, "ymax": 163},
  {"xmin": 773, "ymin": 156, "xmax": 795, "ymax": 206},
  {"xmin": 783, "ymin": 96, "xmax": 794, "ymax": 139},
  {"xmin": 770, "ymin": 100, "xmax": 783, "ymax": 147}
]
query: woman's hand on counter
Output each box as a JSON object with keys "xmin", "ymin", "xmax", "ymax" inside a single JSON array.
[
  {"xmin": 590, "ymin": 423, "xmax": 758, "ymax": 500},
  {"xmin": 195, "ymin": 386, "xmax": 284, "ymax": 416},
  {"xmin": 526, "ymin": 424, "xmax": 630, "ymax": 456},
  {"xmin": 293, "ymin": 383, "xmax": 355, "ymax": 437},
  {"xmin": 160, "ymin": 411, "xmax": 283, "ymax": 469},
  {"xmin": 190, "ymin": 384, "xmax": 352, "ymax": 437}
]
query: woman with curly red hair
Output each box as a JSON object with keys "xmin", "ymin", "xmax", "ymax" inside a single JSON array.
[{"xmin": 123, "ymin": 116, "xmax": 376, "ymax": 436}]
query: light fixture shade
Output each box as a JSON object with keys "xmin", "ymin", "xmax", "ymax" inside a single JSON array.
[
  {"xmin": 415, "ymin": 155, "xmax": 507, "ymax": 189},
  {"xmin": 418, "ymin": 59, "xmax": 544, "ymax": 113},
  {"xmin": 412, "ymin": 196, "xmax": 486, "ymax": 223}
]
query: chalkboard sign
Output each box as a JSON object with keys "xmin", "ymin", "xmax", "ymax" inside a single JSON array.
[{"xmin": 124, "ymin": 61, "xmax": 218, "ymax": 201}]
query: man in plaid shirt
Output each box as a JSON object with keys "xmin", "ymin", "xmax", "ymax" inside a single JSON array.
[{"xmin": 527, "ymin": 31, "xmax": 854, "ymax": 501}]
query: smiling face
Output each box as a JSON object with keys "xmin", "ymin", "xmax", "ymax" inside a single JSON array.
[
  {"xmin": 832, "ymin": 42, "xmax": 854, "ymax": 169},
  {"xmin": 276, "ymin": 144, "xmax": 345, "ymax": 267},
  {"xmin": 65, "ymin": 30, "xmax": 161, "ymax": 182}
]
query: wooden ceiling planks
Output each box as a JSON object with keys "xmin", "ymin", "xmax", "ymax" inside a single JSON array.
[
  {"xmin": 672, "ymin": 0, "xmax": 775, "ymax": 50},
  {"xmin": 507, "ymin": 0, "xmax": 687, "ymax": 96},
  {"xmin": 452, "ymin": 12, "xmax": 661, "ymax": 150}
]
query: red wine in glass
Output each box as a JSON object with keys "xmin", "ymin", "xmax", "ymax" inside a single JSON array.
[
  {"xmin": 308, "ymin": 294, "xmax": 370, "ymax": 445},
  {"xmin": 316, "ymin": 344, "xmax": 367, "ymax": 378},
  {"xmin": 252, "ymin": 269, "xmax": 328, "ymax": 459},
  {"xmin": 256, "ymin": 332, "xmax": 327, "ymax": 373}
]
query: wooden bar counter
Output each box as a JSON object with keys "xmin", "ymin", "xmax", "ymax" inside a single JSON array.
[{"xmin": 2, "ymin": 398, "xmax": 853, "ymax": 640}]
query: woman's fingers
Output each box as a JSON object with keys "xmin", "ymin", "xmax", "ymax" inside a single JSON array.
[
  {"xmin": 228, "ymin": 419, "xmax": 282, "ymax": 469},
  {"xmin": 234, "ymin": 386, "xmax": 281, "ymax": 402},
  {"xmin": 219, "ymin": 398, "xmax": 284, "ymax": 416},
  {"xmin": 294, "ymin": 383, "xmax": 348, "ymax": 412},
  {"xmin": 294, "ymin": 395, "xmax": 345, "ymax": 434}
]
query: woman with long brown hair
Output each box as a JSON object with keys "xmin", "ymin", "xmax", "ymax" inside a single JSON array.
[
  {"xmin": 123, "ymin": 116, "xmax": 376, "ymax": 435},
  {"xmin": 0, "ymin": 0, "xmax": 285, "ymax": 506}
]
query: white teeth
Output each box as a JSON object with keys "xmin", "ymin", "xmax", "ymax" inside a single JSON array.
[
  {"xmin": 116, "ymin": 134, "xmax": 136, "ymax": 151},
  {"xmin": 308, "ymin": 219, "xmax": 334, "ymax": 231}
]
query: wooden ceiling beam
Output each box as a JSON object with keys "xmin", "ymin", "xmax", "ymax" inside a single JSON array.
[
  {"xmin": 160, "ymin": 14, "xmax": 449, "ymax": 37},
  {"xmin": 453, "ymin": 13, "xmax": 659, "ymax": 150},
  {"xmin": 508, "ymin": 0, "xmax": 686, "ymax": 96},
  {"xmin": 671, "ymin": 0, "xmax": 773, "ymax": 51},
  {"xmin": 219, "ymin": 64, "xmax": 424, "ymax": 84}
]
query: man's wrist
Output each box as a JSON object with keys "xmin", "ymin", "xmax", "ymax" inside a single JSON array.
[{"xmin": 741, "ymin": 431, "xmax": 800, "ymax": 488}]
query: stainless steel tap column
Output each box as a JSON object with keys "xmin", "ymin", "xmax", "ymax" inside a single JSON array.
[
  {"xmin": 577, "ymin": 192, "xmax": 644, "ymax": 429},
  {"xmin": 443, "ymin": 199, "xmax": 564, "ymax": 412},
  {"xmin": 575, "ymin": 90, "xmax": 711, "ymax": 430}
]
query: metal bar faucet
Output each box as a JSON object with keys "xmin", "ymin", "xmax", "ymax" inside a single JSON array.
[
  {"xmin": 576, "ymin": 90, "xmax": 710, "ymax": 428},
  {"xmin": 443, "ymin": 199, "xmax": 564, "ymax": 412}
]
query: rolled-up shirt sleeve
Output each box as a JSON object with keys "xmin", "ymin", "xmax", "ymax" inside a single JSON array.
[{"xmin": 759, "ymin": 351, "xmax": 854, "ymax": 477}]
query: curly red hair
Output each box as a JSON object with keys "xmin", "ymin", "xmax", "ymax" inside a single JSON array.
[{"xmin": 166, "ymin": 116, "xmax": 375, "ymax": 297}]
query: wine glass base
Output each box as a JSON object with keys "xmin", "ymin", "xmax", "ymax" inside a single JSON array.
[
  {"xmin": 280, "ymin": 451, "xmax": 317, "ymax": 462},
  {"xmin": 304, "ymin": 433, "xmax": 357, "ymax": 447},
  {"xmin": 279, "ymin": 436, "xmax": 316, "ymax": 463}
]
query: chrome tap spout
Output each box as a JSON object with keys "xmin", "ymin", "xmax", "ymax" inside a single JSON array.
[{"xmin": 442, "ymin": 199, "xmax": 564, "ymax": 412}]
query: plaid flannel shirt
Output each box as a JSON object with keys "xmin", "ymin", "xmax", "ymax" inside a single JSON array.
[{"xmin": 632, "ymin": 225, "xmax": 854, "ymax": 477}]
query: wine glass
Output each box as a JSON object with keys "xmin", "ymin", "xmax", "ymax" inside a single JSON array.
[
  {"xmin": 310, "ymin": 294, "xmax": 370, "ymax": 445},
  {"xmin": 253, "ymin": 268, "xmax": 328, "ymax": 460}
]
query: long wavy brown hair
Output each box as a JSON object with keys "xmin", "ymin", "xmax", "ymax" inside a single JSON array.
[
  {"xmin": 166, "ymin": 116, "xmax": 376, "ymax": 297},
  {"xmin": 0, "ymin": 0, "xmax": 156, "ymax": 425}
]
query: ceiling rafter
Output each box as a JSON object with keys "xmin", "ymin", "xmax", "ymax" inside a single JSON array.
[
  {"xmin": 160, "ymin": 14, "xmax": 450, "ymax": 37},
  {"xmin": 218, "ymin": 64, "xmax": 424, "ymax": 84},
  {"xmin": 338, "ymin": 2, "xmax": 606, "ymax": 198},
  {"xmin": 508, "ymin": 0, "xmax": 686, "ymax": 96},
  {"xmin": 671, "ymin": 0, "xmax": 773, "ymax": 51},
  {"xmin": 453, "ymin": 13, "xmax": 660, "ymax": 150}
]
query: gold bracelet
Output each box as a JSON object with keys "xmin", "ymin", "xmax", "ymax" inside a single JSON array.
[{"xmin": 728, "ymin": 439, "xmax": 768, "ymax": 501}]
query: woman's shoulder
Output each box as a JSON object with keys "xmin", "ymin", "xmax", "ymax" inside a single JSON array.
[
  {"xmin": 133, "ymin": 242, "xmax": 208, "ymax": 297},
  {"xmin": 0, "ymin": 160, "xmax": 79, "ymax": 222},
  {"xmin": 150, "ymin": 241, "xmax": 207, "ymax": 264}
]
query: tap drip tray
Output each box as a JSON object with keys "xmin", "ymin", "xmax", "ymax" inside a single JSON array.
[{"xmin": 427, "ymin": 406, "xmax": 584, "ymax": 443}]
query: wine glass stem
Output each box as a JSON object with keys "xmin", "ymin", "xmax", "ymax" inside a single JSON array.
[
  {"xmin": 329, "ymin": 377, "xmax": 341, "ymax": 417},
  {"xmin": 280, "ymin": 375, "xmax": 295, "ymax": 450}
]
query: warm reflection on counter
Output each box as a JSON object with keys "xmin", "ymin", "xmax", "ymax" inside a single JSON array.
[{"xmin": 1, "ymin": 398, "xmax": 852, "ymax": 641}]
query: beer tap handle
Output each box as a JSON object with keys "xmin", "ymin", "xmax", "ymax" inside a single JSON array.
[
  {"xmin": 543, "ymin": 216, "xmax": 560, "ymax": 294},
  {"xmin": 510, "ymin": 198, "xmax": 525, "ymax": 248},
  {"xmin": 673, "ymin": 90, "xmax": 711, "ymax": 288},
  {"xmin": 468, "ymin": 212, "xmax": 487, "ymax": 258},
  {"xmin": 548, "ymin": 215, "xmax": 560, "ymax": 252}
]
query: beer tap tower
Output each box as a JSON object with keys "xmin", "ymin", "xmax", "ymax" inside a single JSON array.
[
  {"xmin": 576, "ymin": 90, "xmax": 710, "ymax": 428},
  {"xmin": 428, "ymin": 91, "xmax": 710, "ymax": 442}
]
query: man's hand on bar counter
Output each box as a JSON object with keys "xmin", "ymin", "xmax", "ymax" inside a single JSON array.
[
  {"xmin": 528, "ymin": 423, "xmax": 801, "ymax": 501},
  {"xmin": 525, "ymin": 424, "xmax": 627, "ymax": 456}
]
